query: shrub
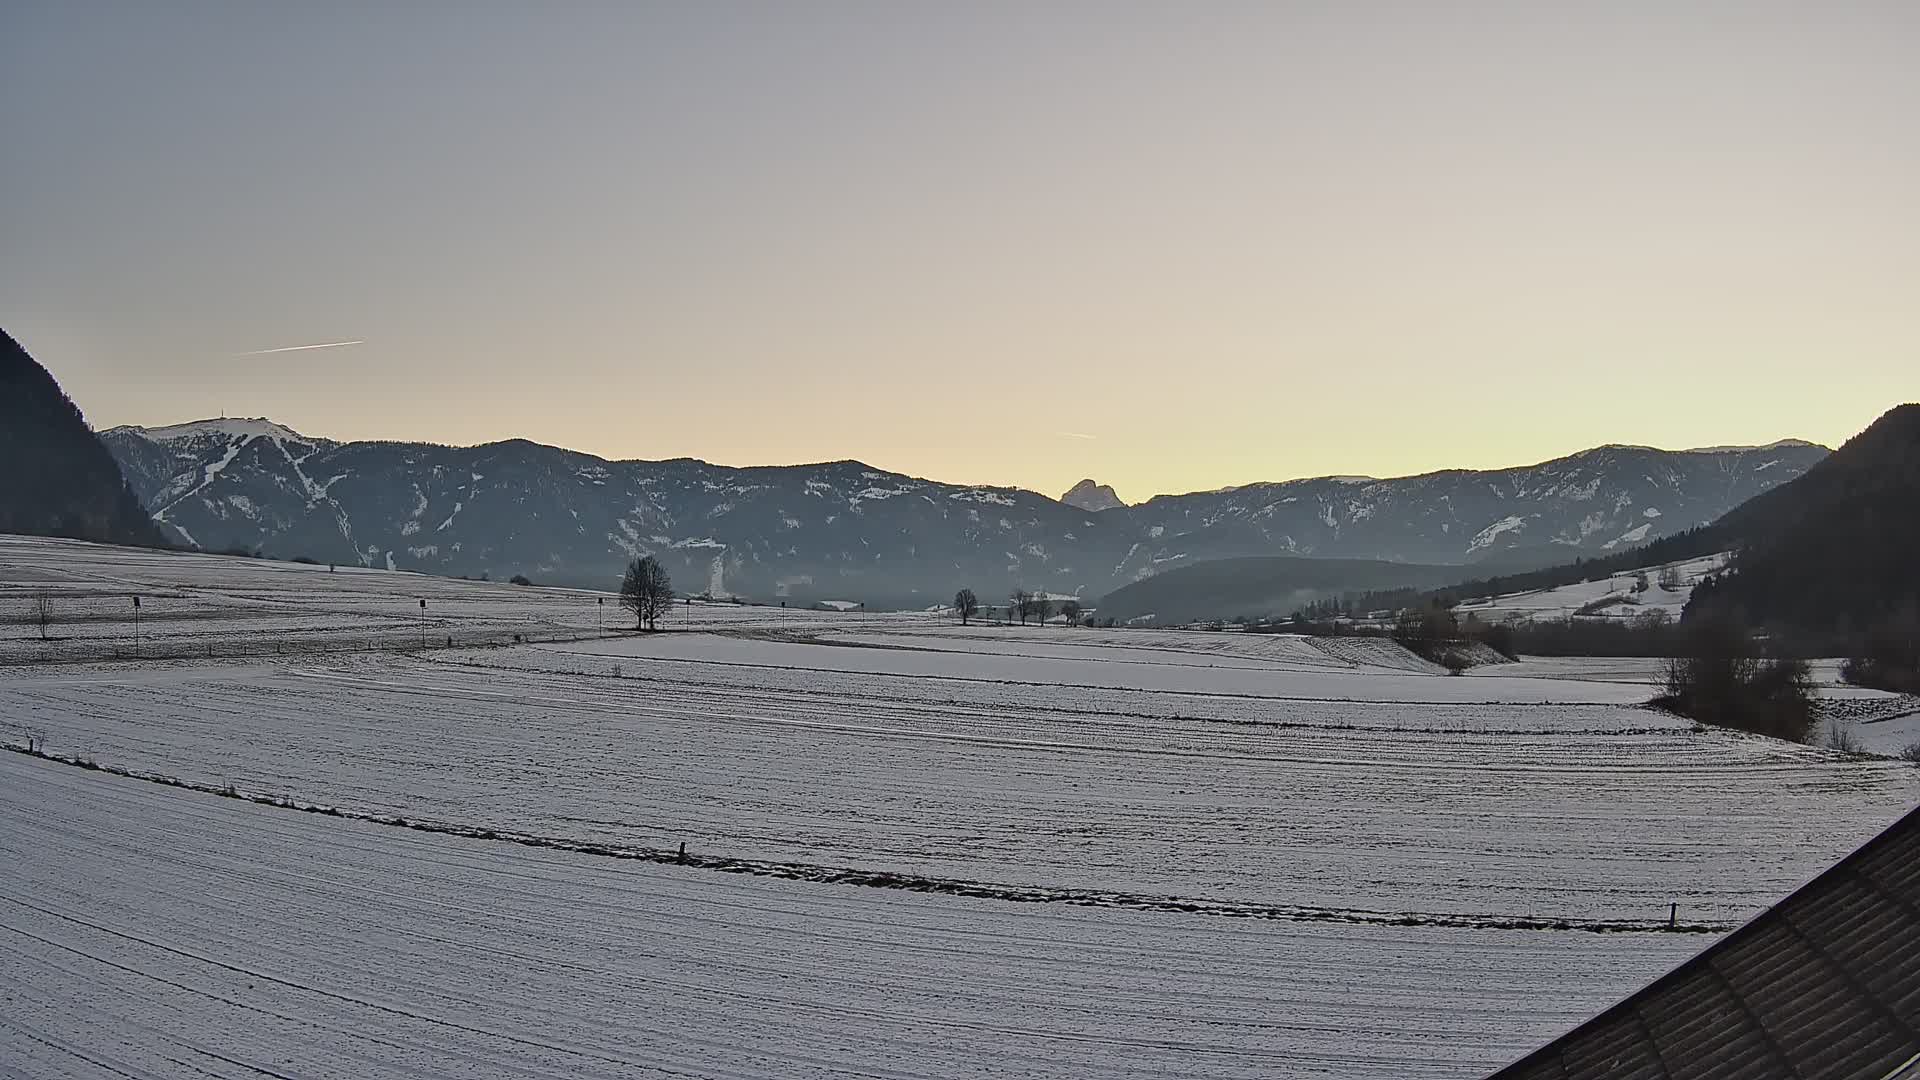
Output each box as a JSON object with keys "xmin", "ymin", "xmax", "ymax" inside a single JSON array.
[
  {"xmin": 290, "ymin": 555, "xmax": 319, "ymax": 565},
  {"xmin": 1824, "ymin": 721, "xmax": 1864, "ymax": 754},
  {"xmin": 1439, "ymin": 650, "xmax": 1472, "ymax": 675},
  {"xmin": 1900, "ymin": 742, "xmax": 1920, "ymax": 764},
  {"xmin": 509, "ymin": 574, "xmax": 533, "ymax": 586}
]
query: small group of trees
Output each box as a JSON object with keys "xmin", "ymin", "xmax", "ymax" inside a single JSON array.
[
  {"xmin": 1391, "ymin": 603, "xmax": 1458, "ymax": 660},
  {"xmin": 951, "ymin": 587, "xmax": 1082, "ymax": 627},
  {"xmin": 1840, "ymin": 625, "xmax": 1920, "ymax": 694},
  {"xmin": 1385, "ymin": 603, "xmax": 1520, "ymax": 671},
  {"xmin": 1656, "ymin": 617, "xmax": 1816, "ymax": 743},
  {"xmin": 619, "ymin": 556, "xmax": 674, "ymax": 631},
  {"xmin": 1012, "ymin": 590, "xmax": 1082, "ymax": 626}
]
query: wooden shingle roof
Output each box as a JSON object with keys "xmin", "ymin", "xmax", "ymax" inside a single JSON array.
[{"xmin": 1489, "ymin": 803, "xmax": 1920, "ymax": 1080}]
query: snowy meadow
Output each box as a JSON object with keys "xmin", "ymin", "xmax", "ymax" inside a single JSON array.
[{"xmin": 3, "ymin": 536, "xmax": 1917, "ymax": 1078}]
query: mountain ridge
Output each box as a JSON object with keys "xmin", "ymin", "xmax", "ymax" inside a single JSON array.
[{"xmin": 99, "ymin": 415, "xmax": 1829, "ymax": 603}]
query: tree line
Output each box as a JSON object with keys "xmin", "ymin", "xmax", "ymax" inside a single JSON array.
[{"xmin": 952, "ymin": 587, "xmax": 1086, "ymax": 627}]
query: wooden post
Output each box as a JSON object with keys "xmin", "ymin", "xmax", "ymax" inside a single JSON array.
[
  {"xmin": 677, "ymin": 841, "xmax": 687, "ymax": 865},
  {"xmin": 1669, "ymin": 903, "xmax": 1677, "ymax": 928}
]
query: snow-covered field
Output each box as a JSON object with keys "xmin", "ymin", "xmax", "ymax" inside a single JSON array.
[
  {"xmin": 1, "ymin": 751, "xmax": 1710, "ymax": 1079},
  {"xmin": 0, "ymin": 534, "xmax": 928, "ymax": 663},
  {"xmin": 1454, "ymin": 552, "xmax": 1727, "ymax": 624},
  {"xmin": 1474, "ymin": 655, "xmax": 1920, "ymax": 756},
  {"xmin": 4, "ymin": 537, "xmax": 1919, "ymax": 1078}
]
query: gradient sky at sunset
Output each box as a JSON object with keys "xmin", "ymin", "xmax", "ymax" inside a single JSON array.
[{"xmin": 4, "ymin": 2, "xmax": 1915, "ymax": 501}]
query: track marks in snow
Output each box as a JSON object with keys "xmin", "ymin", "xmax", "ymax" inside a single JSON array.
[
  {"xmin": 8, "ymin": 654, "xmax": 1916, "ymax": 923},
  {"xmin": 0, "ymin": 753, "xmax": 1709, "ymax": 1080}
]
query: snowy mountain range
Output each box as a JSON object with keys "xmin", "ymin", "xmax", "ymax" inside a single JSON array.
[{"xmin": 100, "ymin": 419, "xmax": 1828, "ymax": 604}]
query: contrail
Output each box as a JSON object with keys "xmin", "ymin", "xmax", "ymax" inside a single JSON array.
[
  {"xmin": 1061, "ymin": 431, "xmax": 1098, "ymax": 440},
  {"xmin": 238, "ymin": 340, "xmax": 366, "ymax": 356}
]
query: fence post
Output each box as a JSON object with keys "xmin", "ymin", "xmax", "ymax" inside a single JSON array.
[{"xmin": 1669, "ymin": 903, "xmax": 1677, "ymax": 928}]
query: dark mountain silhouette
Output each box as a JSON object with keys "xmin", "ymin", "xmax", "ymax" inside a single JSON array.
[
  {"xmin": 1687, "ymin": 403, "xmax": 1920, "ymax": 637},
  {"xmin": 0, "ymin": 330, "xmax": 166, "ymax": 548}
]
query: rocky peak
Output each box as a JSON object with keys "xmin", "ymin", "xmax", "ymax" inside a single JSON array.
[{"xmin": 1061, "ymin": 479, "xmax": 1124, "ymax": 513}]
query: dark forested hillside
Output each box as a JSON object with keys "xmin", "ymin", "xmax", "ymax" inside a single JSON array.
[
  {"xmin": 0, "ymin": 330, "xmax": 166, "ymax": 548},
  {"xmin": 1687, "ymin": 404, "xmax": 1920, "ymax": 637},
  {"xmin": 1287, "ymin": 404, "xmax": 1917, "ymax": 654},
  {"xmin": 1094, "ymin": 556, "xmax": 1471, "ymax": 625}
]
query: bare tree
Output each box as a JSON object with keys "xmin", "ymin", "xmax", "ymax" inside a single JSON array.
[
  {"xmin": 1010, "ymin": 589, "xmax": 1033, "ymax": 626},
  {"xmin": 954, "ymin": 588, "xmax": 979, "ymax": 626},
  {"xmin": 32, "ymin": 589, "xmax": 52, "ymax": 641},
  {"xmin": 1030, "ymin": 594, "xmax": 1052, "ymax": 625},
  {"xmin": 620, "ymin": 556, "xmax": 674, "ymax": 631},
  {"xmin": 1060, "ymin": 600, "xmax": 1083, "ymax": 627},
  {"xmin": 1657, "ymin": 564, "xmax": 1683, "ymax": 592}
]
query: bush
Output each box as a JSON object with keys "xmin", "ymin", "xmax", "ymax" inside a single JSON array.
[
  {"xmin": 1900, "ymin": 742, "xmax": 1920, "ymax": 764},
  {"xmin": 1656, "ymin": 619, "xmax": 1814, "ymax": 743},
  {"xmin": 1439, "ymin": 650, "xmax": 1472, "ymax": 675},
  {"xmin": 509, "ymin": 574, "xmax": 532, "ymax": 586},
  {"xmin": 290, "ymin": 555, "xmax": 319, "ymax": 565},
  {"xmin": 1824, "ymin": 721, "xmax": 1864, "ymax": 754}
]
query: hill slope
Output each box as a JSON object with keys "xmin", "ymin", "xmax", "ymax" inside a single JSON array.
[
  {"xmin": 1689, "ymin": 403, "xmax": 1920, "ymax": 636},
  {"xmin": 0, "ymin": 330, "xmax": 165, "ymax": 548},
  {"xmin": 1094, "ymin": 556, "xmax": 1472, "ymax": 625}
]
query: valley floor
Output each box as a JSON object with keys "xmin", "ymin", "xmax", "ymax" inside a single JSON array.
[{"xmin": 4, "ymin": 536, "xmax": 1918, "ymax": 1078}]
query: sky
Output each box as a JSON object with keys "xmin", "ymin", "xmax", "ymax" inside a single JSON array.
[{"xmin": 3, "ymin": 2, "xmax": 1915, "ymax": 502}]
